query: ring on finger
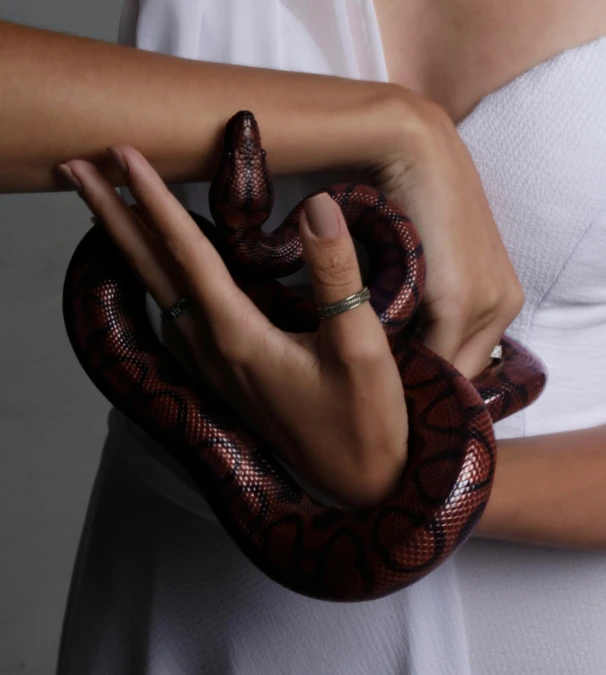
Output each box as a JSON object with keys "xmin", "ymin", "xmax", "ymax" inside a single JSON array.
[
  {"xmin": 317, "ymin": 286, "xmax": 371, "ymax": 319},
  {"xmin": 161, "ymin": 296, "xmax": 192, "ymax": 323},
  {"xmin": 490, "ymin": 343, "xmax": 503, "ymax": 361}
]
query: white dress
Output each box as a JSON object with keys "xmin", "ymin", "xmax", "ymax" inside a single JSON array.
[{"xmin": 57, "ymin": 2, "xmax": 606, "ymax": 674}]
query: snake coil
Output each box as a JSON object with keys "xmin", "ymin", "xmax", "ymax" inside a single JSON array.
[{"xmin": 63, "ymin": 111, "xmax": 546, "ymax": 601}]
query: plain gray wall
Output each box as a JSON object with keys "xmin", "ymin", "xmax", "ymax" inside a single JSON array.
[{"xmin": 0, "ymin": 2, "xmax": 123, "ymax": 673}]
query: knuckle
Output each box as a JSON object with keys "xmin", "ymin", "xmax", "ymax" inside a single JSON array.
[
  {"xmin": 477, "ymin": 279, "xmax": 525, "ymax": 327},
  {"xmin": 456, "ymin": 281, "xmax": 501, "ymax": 317},
  {"xmin": 311, "ymin": 247, "xmax": 358, "ymax": 289},
  {"xmin": 125, "ymin": 170, "xmax": 154, "ymax": 205},
  {"xmin": 506, "ymin": 281, "xmax": 526, "ymax": 317},
  {"xmin": 214, "ymin": 308, "xmax": 261, "ymax": 368},
  {"xmin": 167, "ymin": 228, "xmax": 205, "ymax": 269},
  {"xmin": 478, "ymin": 284, "xmax": 502, "ymax": 317},
  {"xmin": 447, "ymin": 278, "xmax": 525, "ymax": 337},
  {"xmin": 128, "ymin": 180, "xmax": 175, "ymax": 226},
  {"xmin": 168, "ymin": 240, "xmax": 192, "ymax": 269},
  {"xmin": 218, "ymin": 339, "xmax": 250, "ymax": 368},
  {"xmin": 335, "ymin": 330, "xmax": 388, "ymax": 369},
  {"xmin": 215, "ymin": 326, "xmax": 252, "ymax": 367}
]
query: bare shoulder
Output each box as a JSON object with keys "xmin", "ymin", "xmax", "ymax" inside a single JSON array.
[
  {"xmin": 374, "ymin": 0, "xmax": 606, "ymax": 121},
  {"xmin": 488, "ymin": 0, "xmax": 606, "ymax": 72},
  {"xmin": 459, "ymin": 0, "xmax": 606, "ymax": 115}
]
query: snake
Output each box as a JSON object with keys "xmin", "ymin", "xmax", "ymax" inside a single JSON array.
[{"xmin": 63, "ymin": 110, "xmax": 547, "ymax": 602}]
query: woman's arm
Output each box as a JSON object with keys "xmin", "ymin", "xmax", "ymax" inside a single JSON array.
[
  {"xmin": 475, "ymin": 425, "xmax": 606, "ymax": 549},
  {"xmin": 0, "ymin": 20, "xmax": 413, "ymax": 193}
]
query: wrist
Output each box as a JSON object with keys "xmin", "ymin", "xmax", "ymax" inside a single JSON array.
[
  {"xmin": 260, "ymin": 81, "xmax": 416, "ymax": 178},
  {"xmin": 350, "ymin": 84, "xmax": 432, "ymax": 169},
  {"xmin": 353, "ymin": 84, "xmax": 454, "ymax": 189},
  {"xmin": 345, "ymin": 83, "xmax": 426, "ymax": 169}
]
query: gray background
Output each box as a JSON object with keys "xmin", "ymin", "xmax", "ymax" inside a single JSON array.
[{"xmin": 0, "ymin": 2, "xmax": 123, "ymax": 673}]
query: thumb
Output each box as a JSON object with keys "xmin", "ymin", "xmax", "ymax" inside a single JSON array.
[{"xmin": 299, "ymin": 192, "xmax": 365, "ymax": 312}]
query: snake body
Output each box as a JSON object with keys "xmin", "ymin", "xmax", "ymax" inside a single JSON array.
[{"xmin": 63, "ymin": 111, "xmax": 546, "ymax": 601}]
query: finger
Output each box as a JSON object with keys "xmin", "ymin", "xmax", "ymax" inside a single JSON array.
[
  {"xmin": 299, "ymin": 193, "xmax": 385, "ymax": 360},
  {"xmin": 64, "ymin": 158, "xmax": 255, "ymax": 392},
  {"xmin": 65, "ymin": 158, "xmax": 220, "ymax": 377},
  {"xmin": 421, "ymin": 316, "xmax": 464, "ymax": 367},
  {"xmin": 452, "ymin": 325, "xmax": 506, "ymax": 379},
  {"xmin": 107, "ymin": 147, "xmax": 239, "ymax": 308},
  {"xmin": 64, "ymin": 159, "xmax": 182, "ymax": 311},
  {"xmin": 105, "ymin": 145, "xmax": 278, "ymax": 362},
  {"xmin": 421, "ymin": 302, "xmax": 506, "ymax": 378}
]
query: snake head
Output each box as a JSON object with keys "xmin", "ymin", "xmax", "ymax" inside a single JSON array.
[{"xmin": 209, "ymin": 110, "xmax": 274, "ymax": 234}]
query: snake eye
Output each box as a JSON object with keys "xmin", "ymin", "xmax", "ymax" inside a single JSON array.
[{"xmin": 261, "ymin": 150, "xmax": 267, "ymax": 157}]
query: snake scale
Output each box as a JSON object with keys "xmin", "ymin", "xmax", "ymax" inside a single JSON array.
[{"xmin": 63, "ymin": 110, "xmax": 546, "ymax": 601}]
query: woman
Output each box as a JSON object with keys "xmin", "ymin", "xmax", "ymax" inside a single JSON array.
[{"xmin": 1, "ymin": 1, "xmax": 605, "ymax": 673}]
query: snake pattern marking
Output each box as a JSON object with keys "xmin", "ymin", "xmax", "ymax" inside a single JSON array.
[{"xmin": 63, "ymin": 111, "xmax": 546, "ymax": 601}]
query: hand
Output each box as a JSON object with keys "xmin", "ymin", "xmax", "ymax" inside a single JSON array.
[
  {"xmin": 59, "ymin": 148, "xmax": 408, "ymax": 509},
  {"xmin": 363, "ymin": 95, "xmax": 524, "ymax": 378}
]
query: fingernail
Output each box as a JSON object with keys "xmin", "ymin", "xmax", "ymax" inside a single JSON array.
[
  {"xmin": 303, "ymin": 193, "xmax": 341, "ymax": 240},
  {"xmin": 106, "ymin": 146, "xmax": 129, "ymax": 175},
  {"xmin": 57, "ymin": 164, "xmax": 83, "ymax": 191}
]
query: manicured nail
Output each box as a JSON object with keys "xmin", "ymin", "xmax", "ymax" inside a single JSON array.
[
  {"xmin": 106, "ymin": 146, "xmax": 129, "ymax": 175},
  {"xmin": 57, "ymin": 164, "xmax": 83, "ymax": 191},
  {"xmin": 303, "ymin": 192, "xmax": 341, "ymax": 240}
]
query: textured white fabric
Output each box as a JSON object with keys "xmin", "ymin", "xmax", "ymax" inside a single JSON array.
[
  {"xmin": 58, "ymin": 1, "xmax": 606, "ymax": 674},
  {"xmin": 458, "ymin": 44, "xmax": 606, "ymax": 441},
  {"xmin": 453, "ymin": 38, "xmax": 606, "ymax": 675}
]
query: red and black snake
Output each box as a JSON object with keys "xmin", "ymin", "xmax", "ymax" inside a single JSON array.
[{"xmin": 63, "ymin": 111, "xmax": 546, "ymax": 602}]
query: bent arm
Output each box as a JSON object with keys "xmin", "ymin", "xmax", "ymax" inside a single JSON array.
[
  {"xmin": 0, "ymin": 20, "xmax": 408, "ymax": 193},
  {"xmin": 475, "ymin": 424, "xmax": 606, "ymax": 549}
]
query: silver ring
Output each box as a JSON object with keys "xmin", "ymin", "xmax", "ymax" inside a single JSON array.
[
  {"xmin": 161, "ymin": 297, "xmax": 192, "ymax": 323},
  {"xmin": 490, "ymin": 344, "xmax": 503, "ymax": 360},
  {"xmin": 317, "ymin": 287, "xmax": 371, "ymax": 319}
]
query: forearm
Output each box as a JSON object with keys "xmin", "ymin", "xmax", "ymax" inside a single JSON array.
[
  {"xmin": 0, "ymin": 20, "xmax": 406, "ymax": 193},
  {"xmin": 474, "ymin": 424, "xmax": 606, "ymax": 549}
]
